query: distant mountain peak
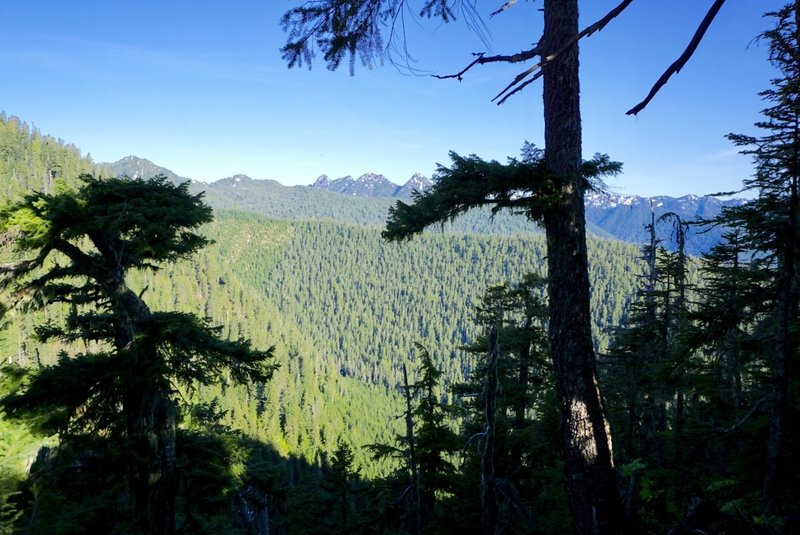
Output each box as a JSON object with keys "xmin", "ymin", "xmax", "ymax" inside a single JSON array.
[
  {"xmin": 310, "ymin": 171, "xmax": 431, "ymax": 199},
  {"xmin": 584, "ymin": 190, "xmax": 746, "ymax": 254},
  {"xmin": 105, "ymin": 154, "xmax": 740, "ymax": 255},
  {"xmin": 401, "ymin": 173, "xmax": 432, "ymax": 192},
  {"xmin": 105, "ymin": 155, "xmax": 190, "ymax": 185},
  {"xmin": 118, "ymin": 154, "xmax": 147, "ymax": 164},
  {"xmin": 225, "ymin": 174, "xmax": 254, "ymax": 187},
  {"xmin": 312, "ymin": 174, "xmax": 330, "ymax": 187}
]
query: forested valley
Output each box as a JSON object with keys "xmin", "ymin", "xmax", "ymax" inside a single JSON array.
[{"xmin": 0, "ymin": 6, "xmax": 799, "ymax": 532}]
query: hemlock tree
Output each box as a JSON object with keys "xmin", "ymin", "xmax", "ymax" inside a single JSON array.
[
  {"xmin": 368, "ymin": 344, "xmax": 459, "ymax": 533},
  {"xmin": 703, "ymin": 4, "xmax": 800, "ymax": 515},
  {"xmin": 281, "ymin": 2, "xmax": 732, "ymax": 532},
  {"xmin": 452, "ymin": 274, "xmax": 558, "ymax": 533},
  {"xmin": 0, "ymin": 175, "xmax": 276, "ymax": 534}
]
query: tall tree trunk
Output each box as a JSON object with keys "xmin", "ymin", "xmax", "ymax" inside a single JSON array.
[
  {"xmin": 402, "ymin": 364, "xmax": 421, "ymax": 535},
  {"xmin": 128, "ymin": 385, "xmax": 177, "ymax": 535},
  {"xmin": 541, "ymin": 1, "xmax": 623, "ymax": 533},
  {"xmin": 509, "ymin": 317, "xmax": 532, "ymax": 479},
  {"xmin": 114, "ymin": 283, "xmax": 177, "ymax": 535},
  {"xmin": 763, "ymin": 158, "xmax": 798, "ymax": 517},
  {"xmin": 482, "ymin": 327, "xmax": 499, "ymax": 535}
]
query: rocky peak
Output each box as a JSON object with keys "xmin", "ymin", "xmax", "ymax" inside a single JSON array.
[{"xmin": 312, "ymin": 174, "xmax": 330, "ymax": 188}]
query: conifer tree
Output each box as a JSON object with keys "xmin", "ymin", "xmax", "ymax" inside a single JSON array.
[
  {"xmin": 320, "ymin": 439, "xmax": 359, "ymax": 534},
  {"xmin": 368, "ymin": 344, "xmax": 459, "ymax": 533},
  {"xmin": 445, "ymin": 274, "xmax": 567, "ymax": 533},
  {"xmin": 456, "ymin": 273, "xmax": 551, "ymax": 485},
  {"xmin": 603, "ymin": 214, "xmax": 697, "ymax": 530},
  {"xmin": 710, "ymin": 4, "xmax": 800, "ymax": 516},
  {"xmin": 664, "ymin": 3, "xmax": 800, "ymax": 523},
  {"xmin": 0, "ymin": 175, "xmax": 276, "ymax": 533},
  {"xmin": 280, "ymin": 1, "xmax": 736, "ymax": 527}
]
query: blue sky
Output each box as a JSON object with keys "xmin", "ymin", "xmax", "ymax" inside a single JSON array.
[{"xmin": 0, "ymin": 1, "xmax": 779, "ymax": 197}]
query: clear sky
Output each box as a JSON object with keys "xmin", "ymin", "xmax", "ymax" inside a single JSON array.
[{"xmin": 0, "ymin": 1, "xmax": 780, "ymax": 197}]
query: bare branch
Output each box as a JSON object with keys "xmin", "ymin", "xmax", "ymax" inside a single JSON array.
[
  {"xmin": 493, "ymin": 65, "xmax": 545, "ymax": 104},
  {"xmin": 492, "ymin": 71, "xmax": 542, "ymax": 106},
  {"xmin": 490, "ymin": 0, "xmax": 518, "ymax": 18},
  {"xmin": 433, "ymin": 47, "xmax": 540, "ymax": 81},
  {"xmin": 493, "ymin": 0, "xmax": 635, "ymax": 104},
  {"xmin": 713, "ymin": 395, "xmax": 768, "ymax": 434},
  {"xmin": 627, "ymin": 0, "xmax": 727, "ymax": 116},
  {"xmin": 465, "ymin": 430, "xmax": 487, "ymax": 449}
]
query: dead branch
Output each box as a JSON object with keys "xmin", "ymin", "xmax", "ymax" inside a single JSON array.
[
  {"xmin": 495, "ymin": 70, "xmax": 544, "ymax": 105},
  {"xmin": 490, "ymin": 0, "xmax": 518, "ymax": 18},
  {"xmin": 713, "ymin": 395, "xmax": 768, "ymax": 434},
  {"xmin": 434, "ymin": 48, "xmax": 541, "ymax": 81},
  {"xmin": 627, "ymin": 0, "xmax": 728, "ymax": 115},
  {"xmin": 493, "ymin": 0, "xmax": 635, "ymax": 103},
  {"xmin": 465, "ymin": 429, "xmax": 488, "ymax": 447}
]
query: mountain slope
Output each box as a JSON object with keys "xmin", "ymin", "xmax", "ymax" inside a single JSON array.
[
  {"xmin": 585, "ymin": 191, "xmax": 743, "ymax": 254},
  {"xmin": 0, "ymin": 113, "xmax": 99, "ymax": 199},
  {"xmin": 0, "ymin": 124, "xmax": 642, "ymax": 474},
  {"xmin": 109, "ymin": 155, "xmax": 738, "ymax": 254},
  {"xmin": 105, "ymin": 155, "xmax": 191, "ymax": 185}
]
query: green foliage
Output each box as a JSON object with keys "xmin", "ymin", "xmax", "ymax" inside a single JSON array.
[
  {"xmin": 0, "ymin": 115, "xmax": 652, "ymax": 532},
  {"xmin": 0, "ymin": 174, "xmax": 211, "ymax": 273},
  {"xmin": 0, "ymin": 176, "xmax": 276, "ymax": 532},
  {"xmin": 367, "ymin": 344, "xmax": 460, "ymax": 533},
  {"xmin": 281, "ymin": 0, "xmax": 460, "ymax": 73},
  {"xmin": 598, "ymin": 10, "xmax": 800, "ymax": 528},
  {"xmin": 448, "ymin": 274, "xmax": 569, "ymax": 534},
  {"xmin": 383, "ymin": 145, "xmax": 621, "ymax": 242},
  {"xmin": 318, "ymin": 439, "xmax": 360, "ymax": 534},
  {"xmin": 0, "ymin": 176, "xmax": 274, "ymax": 432},
  {"xmin": 0, "ymin": 113, "xmax": 100, "ymax": 202}
]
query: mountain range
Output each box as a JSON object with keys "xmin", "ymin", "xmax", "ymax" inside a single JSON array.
[
  {"xmin": 106, "ymin": 155, "xmax": 742, "ymax": 255},
  {"xmin": 311, "ymin": 172, "xmax": 432, "ymax": 198}
]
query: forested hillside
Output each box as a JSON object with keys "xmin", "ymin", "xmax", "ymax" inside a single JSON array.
[
  {"xmin": 110, "ymin": 155, "xmax": 737, "ymax": 254},
  {"xmin": 0, "ymin": 114, "xmax": 99, "ymax": 200},
  {"xmin": 0, "ymin": 174, "xmax": 641, "ymax": 471},
  {"xmin": 0, "ymin": 113, "xmax": 642, "ymax": 531}
]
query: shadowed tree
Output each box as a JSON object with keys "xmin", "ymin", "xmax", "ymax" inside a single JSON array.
[
  {"xmin": 701, "ymin": 4, "xmax": 800, "ymax": 515},
  {"xmin": 368, "ymin": 344, "xmax": 459, "ymax": 533},
  {"xmin": 0, "ymin": 175, "xmax": 276, "ymax": 534}
]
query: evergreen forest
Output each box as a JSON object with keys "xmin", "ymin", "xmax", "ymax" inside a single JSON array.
[{"xmin": 1, "ymin": 5, "xmax": 799, "ymax": 534}]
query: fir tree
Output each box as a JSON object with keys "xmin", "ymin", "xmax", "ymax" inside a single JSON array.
[
  {"xmin": 0, "ymin": 175, "xmax": 276, "ymax": 533},
  {"xmin": 710, "ymin": 4, "xmax": 800, "ymax": 516},
  {"xmin": 368, "ymin": 344, "xmax": 459, "ymax": 533}
]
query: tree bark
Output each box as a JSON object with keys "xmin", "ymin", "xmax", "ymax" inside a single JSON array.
[
  {"xmin": 113, "ymin": 282, "xmax": 177, "ymax": 535},
  {"xmin": 402, "ymin": 363, "xmax": 421, "ymax": 535},
  {"xmin": 541, "ymin": 1, "xmax": 623, "ymax": 533},
  {"xmin": 763, "ymin": 150, "xmax": 798, "ymax": 518},
  {"xmin": 482, "ymin": 327, "xmax": 499, "ymax": 535},
  {"xmin": 509, "ymin": 316, "xmax": 532, "ymax": 479}
]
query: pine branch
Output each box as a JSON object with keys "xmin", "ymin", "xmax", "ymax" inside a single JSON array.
[
  {"xmin": 383, "ymin": 148, "xmax": 620, "ymax": 241},
  {"xmin": 383, "ymin": 150, "xmax": 555, "ymax": 241},
  {"xmin": 627, "ymin": 0, "xmax": 727, "ymax": 115}
]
